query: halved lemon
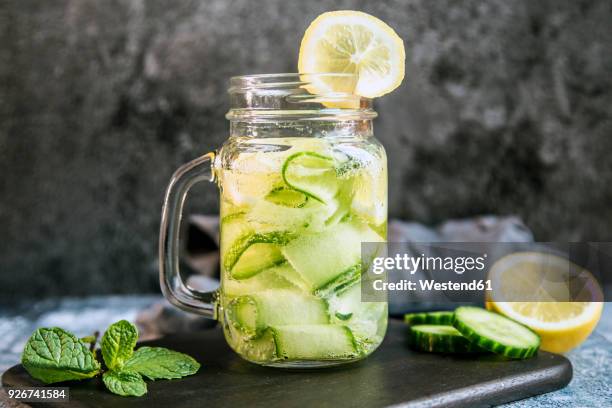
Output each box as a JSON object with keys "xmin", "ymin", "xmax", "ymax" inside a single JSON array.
[
  {"xmin": 298, "ymin": 10, "xmax": 405, "ymax": 98},
  {"xmin": 486, "ymin": 251, "xmax": 603, "ymax": 353}
]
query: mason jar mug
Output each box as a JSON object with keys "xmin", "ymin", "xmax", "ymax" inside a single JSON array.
[{"xmin": 159, "ymin": 73, "xmax": 388, "ymax": 367}]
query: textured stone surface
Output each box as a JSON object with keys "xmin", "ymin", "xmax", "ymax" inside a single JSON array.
[{"xmin": 0, "ymin": 0, "xmax": 611, "ymax": 298}]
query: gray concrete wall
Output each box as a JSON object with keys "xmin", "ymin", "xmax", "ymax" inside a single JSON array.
[{"xmin": 1, "ymin": 0, "xmax": 611, "ymax": 299}]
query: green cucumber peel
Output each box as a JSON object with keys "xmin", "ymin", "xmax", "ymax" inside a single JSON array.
[
  {"xmin": 409, "ymin": 324, "xmax": 485, "ymax": 354},
  {"xmin": 314, "ymin": 263, "xmax": 361, "ymax": 298},
  {"xmin": 265, "ymin": 186, "xmax": 309, "ymax": 208},
  {"xmin": 220, "ymin": 211, "xmax": 247, "ymax": 224},
  {"xmin": 224, "ymin": 231, "xmax": 295, "ymax": 279},
  {"xmin": 281, "ymin": 151, "xmax": 338, "ymax": 204},
  {"xmin": 227, "ymin": 296, "xmax": 261, "ymax": 337},
  {"xmin": 404, "ymin": 311, "xmax": 455, "ymax": 326},
  {"xmin": 453, "ymin": 307, "xmax": 541, "ymax": 359}
]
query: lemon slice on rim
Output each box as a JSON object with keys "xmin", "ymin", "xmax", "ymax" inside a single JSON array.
[
  {"xmin": 486, "ymin": 251, "xmax": 603, "ymax": 353},
  {"xmin": 298, "ymin": 10, "xmax": 405, "ymax": 98}
]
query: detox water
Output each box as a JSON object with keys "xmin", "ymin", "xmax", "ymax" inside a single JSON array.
[{"xmin": 217, "ymin": 135, "xmax": 387, "ymax": 366}]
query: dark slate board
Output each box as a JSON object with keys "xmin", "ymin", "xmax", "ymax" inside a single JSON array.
[{"xmin": 1, "ymin": 320, "xmax": 571, "ymax": 408}]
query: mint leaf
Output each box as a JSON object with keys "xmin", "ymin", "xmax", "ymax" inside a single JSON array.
[
  {"xmin": 103, "ymin": 370, "xmax": 147, "ymax": 397},
  {"xmin": 22, "ymin": 328, "xmax": 100, "ymax": 384},
  {"xmin": 101, "ymin": 320, "xmax": 138, "ymax": 370},
  {"xmin": 123, "ymin": 347, "xmax": 200, "ymax": 380}
]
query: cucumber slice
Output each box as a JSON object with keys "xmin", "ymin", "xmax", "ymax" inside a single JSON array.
[
  {"xmin": 271, "ymin": 325, "xmax": 358, "ymax": 360},
  {"xmin": 274, "ymin": 262, "xmax": 311, "ymax": 292},
  {"xmin": 232, "ymin": 328, "xmax": 277, "ymax": 363},
  {"xmin": 224, "ymin": 263, "xmax": 308, "ymax": 296},
  {"xmin": 453, "ymin": 306, "xmax": 541, "ymax": 359},
  {"xmin": 324, "ymin": 177, "xmax": 355, "ymax": 227},
  {"xmin": 231, "ymin": 243, "xmax": 284, "ymax": 279},
  {"xmin": 220, "ymin": 212, "xmax": 250, "ymax": 252},
  {"xmin": 314, "ymin": 264, "xmax": 361, "ymax": 298},
  {"xmin": 350, "ymin": 168, "xmax": 387, "ymax": 227},
  {"xmin": 335, "ymin": 145, "xmax": 387, "ymax": 227},
  {"xmin": 227, "ymin": 289, "xmax": 329, "ymax": 336},
  {"xmin": 282, "ymin": 152, "xmax": 338, "ymax": 203},
  {"xmin": 327, "ymin": 281, "xmax": 362, "ymax": 321},
  {"xmin": 265, "ymin": 187, "xmax": 308, "ymax": 208},
  {"xmin": 282, "ymin": 220, "xmax": 383, "ymax": 291},
  {"xmin": 404, "ymin": 311, "xmax": 455, "ymax": 326},
  {"xmin": 220, "ymin": 145, "xmax": 294, "ymax": 207},
  {"xmin": 246, "ymin": 197, "xmax": 330, "ymax": 233},
  {"xmin": 227, "ymin": 296, "xmax": 259, "ymax": 336},
  {"xmin": 370, "ymin": 221, "xmax": 387, "ymax": 240},
  {"xmin": 410, "ymin": 325, "xmax": 484, "ymax": 353},
  {"xmin": 247, "ymin": 182, "xmax": 343, "ymax": 234},
  {"xmin": 327, "ymin": 281, "xmax": 387, "ymax": 345},
  {"xmin": 224, "ymin": 231, "xmax": 294, "ymax": 279}
]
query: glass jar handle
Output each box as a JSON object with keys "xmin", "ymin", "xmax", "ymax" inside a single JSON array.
[{"xmin": 159, "ymin": 152, "xmax": 218, "ymax": 317}]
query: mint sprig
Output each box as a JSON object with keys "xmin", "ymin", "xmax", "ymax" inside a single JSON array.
[{"xmin": 21, "ymin": 320, "xmax": 200, "ymax": 397}]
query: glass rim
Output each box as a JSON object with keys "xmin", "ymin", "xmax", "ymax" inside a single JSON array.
[
  {"xmin": 229, "ymin": 72, "xmax": 360, "ymax": 92},
  {"xmin": 227, "ymin": 73, "xmax": 377, "ymax": 121}
]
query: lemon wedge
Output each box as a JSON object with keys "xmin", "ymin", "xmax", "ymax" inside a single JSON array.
[
  {"xmin": 486, "ymin": 251, "xmax": 603, "ymax": 353},
  {"xmin": 298, "ymin": 10, "xmax": 405, "ymax": 98}
]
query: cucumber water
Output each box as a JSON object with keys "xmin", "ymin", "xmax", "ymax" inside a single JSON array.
[{"xmin": 218, "ymin": 137, "xmax": 388, "ymax": 365}]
